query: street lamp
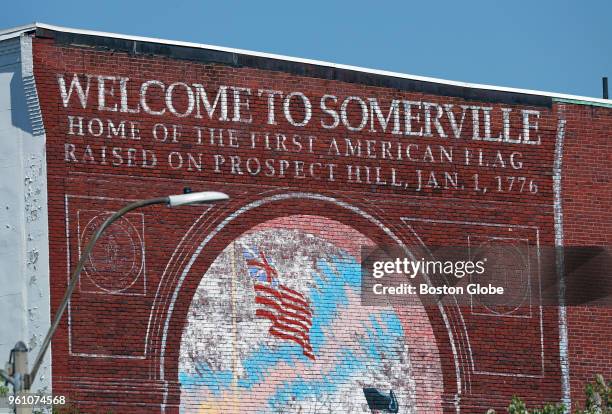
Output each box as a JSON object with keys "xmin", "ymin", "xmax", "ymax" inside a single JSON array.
[{"xmin": 0, "ymin": 191, "xmax": 229, "ymax": 413}]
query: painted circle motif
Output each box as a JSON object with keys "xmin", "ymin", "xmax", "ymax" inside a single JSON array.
[
  {"xmin": 470, "ymin": 240, "xmax": 530, "ymax": 315},
  {"xmin": 179, "ymin": 226, "xmax": 416, "ymax": 413},
  {"xmin": 80, "ymin": 213, "xmax": 144, "ymax": 293}
]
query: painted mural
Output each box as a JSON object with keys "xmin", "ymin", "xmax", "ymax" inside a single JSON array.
[{"xmin": 178, "ymin": 219, "xmax": 417, "ymax": 413}]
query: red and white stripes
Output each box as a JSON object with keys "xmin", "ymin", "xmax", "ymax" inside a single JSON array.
[{"xmin": 253, "ymin": 283, "xmax": 315, "ymax": 360}]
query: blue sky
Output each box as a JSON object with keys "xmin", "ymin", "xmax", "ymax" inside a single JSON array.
[{"xmin": 3, "ymin": 0, "xmax": 610, "ymax": 98}]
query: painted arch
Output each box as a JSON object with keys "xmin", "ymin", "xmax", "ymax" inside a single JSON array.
[{"xmin": 146, "ymin": 193, "xmax": 465, "ymax": 413}]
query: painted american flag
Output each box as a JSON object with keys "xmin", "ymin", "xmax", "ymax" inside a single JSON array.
[{"xmin": 244, "ymin": 248, "xmax": 315, "ymax": 360}]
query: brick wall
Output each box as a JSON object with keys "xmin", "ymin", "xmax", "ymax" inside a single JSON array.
[
  {"xmin": 30, "ymin": 30, "xmax": 611, "ymax": 413},
  {"xmin": 560, "ymin": 103, "xmax": 612, "ymax": 409}
]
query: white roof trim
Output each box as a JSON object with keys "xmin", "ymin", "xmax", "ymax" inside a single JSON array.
[
  {"xmin": 1, "ymin": 22, "xmax": 610, "ymax": 106},
  {"xmin": 0, "ymin": 23, "xmax": 37, "ymax": 42}
]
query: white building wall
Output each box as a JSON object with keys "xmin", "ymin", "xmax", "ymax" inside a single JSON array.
[{"xmin": 0, "ymin": 33, "xmax": 51, "ymax": 393}]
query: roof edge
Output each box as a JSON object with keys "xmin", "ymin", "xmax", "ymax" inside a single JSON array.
[
  {"xmin": 2, "ymin": 22, "xmax": 610, "ymax": 107},
  {"xmin": 0, "ymin": 23, "xmax": 37, "ymax": 41}
]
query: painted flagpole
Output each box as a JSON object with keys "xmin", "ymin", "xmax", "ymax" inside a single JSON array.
[{"xmin": 231, "ymin": 241, "xmax": 239, "ymax": 413}]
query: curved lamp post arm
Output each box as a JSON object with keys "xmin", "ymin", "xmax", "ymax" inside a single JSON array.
[
  {"xmin": 27, "ymin": 191, "xmax": 229, "ymax": 388},
  {"xmin": 29, "ymin": 196, "xmax": 169, "ymax": 386}
]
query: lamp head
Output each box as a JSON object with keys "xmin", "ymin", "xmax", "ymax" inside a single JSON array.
[{"xmin": 168, "ymin": 191, "xmax": 229, "ymax": 207}]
